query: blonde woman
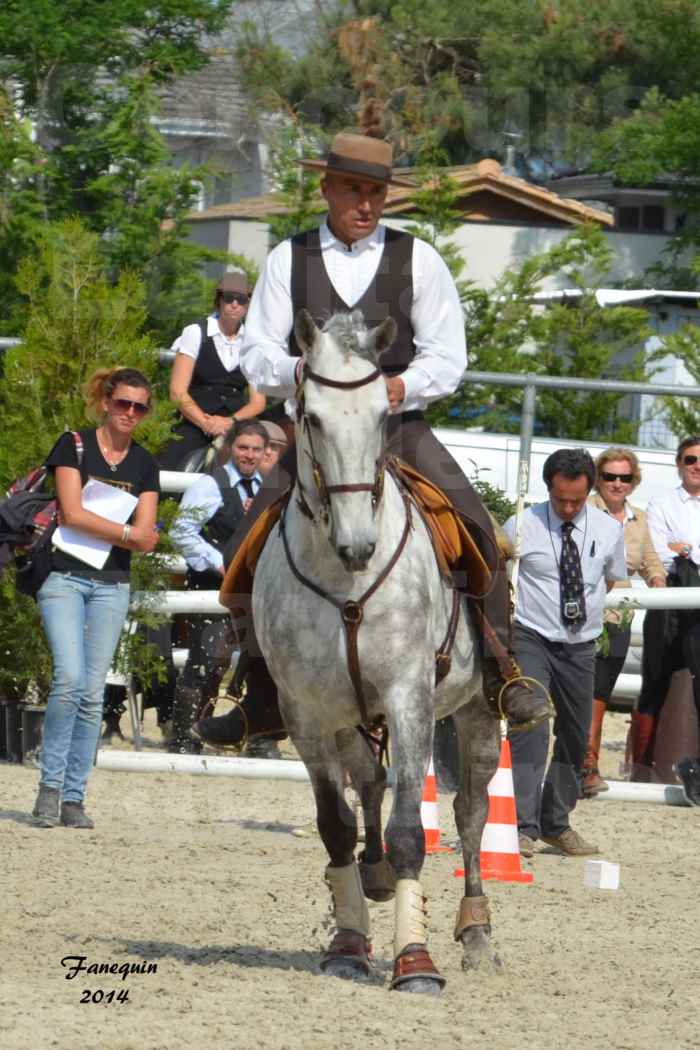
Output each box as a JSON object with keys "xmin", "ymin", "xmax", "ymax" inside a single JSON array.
[
  {"xmin": 584, "ymin": 447, "xmax": 665, "ymax": 795},
  {"xmin": 32, "ymin": 367, "xmax": 160, "ymax": 829}
]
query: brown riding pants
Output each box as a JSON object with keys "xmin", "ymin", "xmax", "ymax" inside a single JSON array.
[{"xmin": 222, "ymin": 412, "xmax": 511, "ymax": 657}]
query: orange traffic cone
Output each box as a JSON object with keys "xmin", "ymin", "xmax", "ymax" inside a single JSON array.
[
  {"xmin": 454, "ymin": 738, "xmax": 533, "ymax": 883},
  {"xmin": 422, "ymin": 758, "xmax": 452, "ymax": 854}
]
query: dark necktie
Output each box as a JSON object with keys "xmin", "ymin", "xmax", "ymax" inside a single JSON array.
[
  {"xmin": 239, "ymin": 477, "xmax": 256, "ymax": 500},
  {"xmin": 560, "ymin": 522, "xmax": 586, "ymax": 628}
]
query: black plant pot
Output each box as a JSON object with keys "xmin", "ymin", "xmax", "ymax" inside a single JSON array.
[{"xmin": 20, "ymin": 704, "xmax": 46, "ymax": 765}]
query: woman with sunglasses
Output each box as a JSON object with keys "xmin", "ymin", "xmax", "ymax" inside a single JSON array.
[
  {"xmin": 31, "ymin": 367, "xmax": 161, "ymax": 829},
  {"xmin": 158, "ymin": 271, "xmax": 265, "ymax": 470},
  {"xmin": 584, "ymin": 447, "xmax": 665, "ymax": 796}
]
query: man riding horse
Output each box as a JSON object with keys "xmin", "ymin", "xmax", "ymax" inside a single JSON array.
[{"xmin": 192, "ymin": 132, "xmax": 551, "ymax": 749}]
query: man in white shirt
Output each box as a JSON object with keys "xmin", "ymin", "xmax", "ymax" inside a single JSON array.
[
  {"xmin": 634, "ymin": 435, "xmax": 700, "ymax": 804},
  {"xmin": 169, "ymin": 421, "xmax": 266, "ymax": 753},
  {"xmin": 504, "ymin": 449, "xmax": 627, "ymax": 855},
  {"xmin": 192, "ymin": 132, "xmax": 551, "ymax": 752}
]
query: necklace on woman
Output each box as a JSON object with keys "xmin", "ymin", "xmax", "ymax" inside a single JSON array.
[{"xmin": 98, "ymin": 428, "xmax": 129, "ymax": 472}]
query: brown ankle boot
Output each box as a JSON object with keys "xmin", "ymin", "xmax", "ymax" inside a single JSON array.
[
  {"xmin": 582, "ymin": 698, "xmax": 608, "ymax": 797},
  {"xmin": 627, "ymin": 711, "xmax": 658, "ymax": 782}
]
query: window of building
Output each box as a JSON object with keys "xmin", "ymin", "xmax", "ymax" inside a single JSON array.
[{"xmin": 616, "ymin": 204, "xmax": 666, "ymax": 232}]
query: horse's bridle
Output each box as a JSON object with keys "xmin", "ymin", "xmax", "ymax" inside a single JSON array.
[
  {"xmin": 295, "ymin": 361, "xmax": 386, "ymax": 524},
  {"xmin": 282, "ymin": 360, "xmax": 461, "ymax": 732}
]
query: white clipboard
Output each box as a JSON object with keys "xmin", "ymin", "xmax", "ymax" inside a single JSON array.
[{"xmin": 53, "ymin": 478, "xmax": 138, "ymax": 570}]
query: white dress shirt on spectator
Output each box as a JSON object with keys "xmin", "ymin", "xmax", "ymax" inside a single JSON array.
[
  {"xmin": 172, "ymin": 462, "xmax": 261, "ymax": 574},
  {"xmin": 645, "ymin": 484, "xmax": 700, "ymax": 569},
  {"xmin": 171, "ymin": 315, "xmax": 245, "ymax": 373}
]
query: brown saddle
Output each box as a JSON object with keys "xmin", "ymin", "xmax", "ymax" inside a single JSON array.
[{"xmin": 220, "ymin": 459, "xmax": 491, "ymax": 610}]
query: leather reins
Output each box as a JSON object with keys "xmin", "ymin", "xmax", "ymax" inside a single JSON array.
[{"xmin": 283, "ymin": 361, "xmax": 461, "ymax": 729}]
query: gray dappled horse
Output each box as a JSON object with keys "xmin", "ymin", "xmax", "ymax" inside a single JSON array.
[{"xmin": 252, "ymin": 309, "xmax": 502, "ymax": 993}]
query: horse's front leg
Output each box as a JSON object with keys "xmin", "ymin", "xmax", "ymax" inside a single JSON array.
[
  {"xmin": 452, "ymin": 697, "xmax": 503, "ymax": 973},
  {"xmin": 335, "ymin": 727, "xmax": 396, "ymax": 903},
  {"xmin": 384, "ymin": 695, "xmax": 445, "ymax": 996},
  {"xmin": 291, "ymin": 726, "xmax": 373, "ymax": 981}
]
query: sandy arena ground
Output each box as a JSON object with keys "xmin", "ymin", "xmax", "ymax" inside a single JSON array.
[{"xmin": 2, "ymin": 709, "xmax": 698, "ymax": 1050}]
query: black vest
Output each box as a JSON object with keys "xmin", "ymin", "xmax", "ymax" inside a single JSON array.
[
  {"xmin": 186, "ymin": 467, "xmax": 247, "ymax": 592},
  {"xmin": 289, "ymin": 228, "xmax": 416, "ymax": 374},
  {"xmin": 188, "ymin": 321, "xmax": 248, "ymax": 415}
]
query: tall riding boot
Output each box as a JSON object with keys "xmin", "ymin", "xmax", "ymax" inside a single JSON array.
[
  {"xmin": 627, "ymin": 711, "xmax": 658, "ymax": 782},
  {"xmin": 582, "ymin": 698, "xmax": 608, "ymax": 796},
  {"xmin": 190, "ymin": 657, "xmax": 287, "ymax": 750},
  {"xmin": 170, "ymin": 683, "xmax": 204, "ymax": 755}
]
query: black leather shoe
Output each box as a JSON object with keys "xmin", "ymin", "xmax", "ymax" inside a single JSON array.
[
  {"xmin": 191, "ymin": 699, "xmax": 286, "ymax": 750},
  {"xmin": 677, "ymin": 756, "xmax": 700, "ymax": 806},
  {"xmin": 482, "ymin": 659, "xmax": 553, "ymax": 731}
]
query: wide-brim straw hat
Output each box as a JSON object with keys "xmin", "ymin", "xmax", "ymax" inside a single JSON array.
[
  {"xmin": 299, "ymin": 133, "xmax": 415, "ymax": 187},
  {"xmin": 216, "ymin": 271, "xmax": 252, "ymax": 295}
]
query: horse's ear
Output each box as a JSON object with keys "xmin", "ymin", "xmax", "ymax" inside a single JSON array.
[
  {"xmin": 369, "ymin": 317, "xmax": 397, "ymax": 359},
  {"xmin": 294, "ymin": 309, "xmax": 319, "ymax": 355}
]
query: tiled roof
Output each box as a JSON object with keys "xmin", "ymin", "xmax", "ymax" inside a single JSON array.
[{"xmin": 188, "ymin": 158, "xmax": 613, "ymax": 226}]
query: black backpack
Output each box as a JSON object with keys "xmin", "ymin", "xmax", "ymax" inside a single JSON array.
[{"xmin": 0, "ymin": 432, "xmax": 83, "ymax": 598}]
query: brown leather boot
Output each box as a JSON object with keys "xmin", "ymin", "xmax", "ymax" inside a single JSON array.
[
  {"xmin": 628, "ymin": 711, "xmax": 658, "ymax": 782},
  {"xmin": 582, "ymin": 698, "xmax": 608, "ymax": 797},
  {"xmin": 482, "ymin": 657, "xmax": 554, "ymax": 732},
  {"xmin": 190, "ymin": 657, "xmax": 286, "ymax": 750}
]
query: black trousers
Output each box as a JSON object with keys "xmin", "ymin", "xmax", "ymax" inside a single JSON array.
[
  {"xmin": 509, "ymin": 624, "xmax": 596, "ymax": 839},
  {"xmin": 158, "ymin": 419, "xmax": 213, "ymax": 471},
  {"xmin": 223, "ymin": 413, "xmax": 510, "ymax": 657},
  {"xmin": 638, "ymin": 607, "xmax": 700, "ymax": 725}
]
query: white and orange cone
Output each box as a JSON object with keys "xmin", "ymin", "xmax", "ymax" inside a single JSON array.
[
  {"xmin": 454, "ymin": 737, "xmax": 533, "ymax": 884},
  {"xmin": 421, "ymin": 758, "xmax": 453, "ymax": 854}
]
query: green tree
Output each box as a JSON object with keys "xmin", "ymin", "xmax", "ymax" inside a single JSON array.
[
  {"xmin": 238, "ymin": 0, "xmax": 700, "ymax": 166},
  {"xmin": 0, "ymin": 218, "xmax": 182, "ymax": 701},
  {"xmin": 0, "ymin": 1, "xmax": 235, "ymax": 340}
]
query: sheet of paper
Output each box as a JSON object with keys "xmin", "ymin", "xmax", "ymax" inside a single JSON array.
[{"xmin": 52, "ymin": 478, "xmax": 139, "ymax": 570}]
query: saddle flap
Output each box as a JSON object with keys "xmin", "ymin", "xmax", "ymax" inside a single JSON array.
[
  {"xmin": 390, "ymin": 458, "xmax": 492, "ymax": 599},
  {"xmin": 219, "ymin": 495, "xmax": 286, "ymax": 612}
]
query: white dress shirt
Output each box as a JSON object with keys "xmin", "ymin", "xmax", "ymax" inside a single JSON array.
[
  {"xmin": 504, "ymin": 501, "xmax": 627, "ymax": 644},
  {"xmin": 646, "ymin": 483, "xmax": 700, "ymax": 569},
  {"xmin": 171, "ymin": 462, "xmax": 261, "ymax": 573},
  {"xmin": 171, "ymin": 314, "xmax": 245, "ymax": 373},
  {"xmin": 240, "ymin": 220, "xmax": 467, "ymax": 413}
]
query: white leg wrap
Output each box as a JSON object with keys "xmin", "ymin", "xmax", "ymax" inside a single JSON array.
[
  {"xmin": 394, "ymin": 879, "xmax": 428, "ymax": 958},
  {"xmin": 325, "ymin": 862, "xmax": 370, "ymax": 937}
]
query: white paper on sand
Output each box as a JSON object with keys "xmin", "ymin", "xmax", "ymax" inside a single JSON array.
[{"xmin": 53, "ymin": 478, "xmax": 138, "ymax": 569}]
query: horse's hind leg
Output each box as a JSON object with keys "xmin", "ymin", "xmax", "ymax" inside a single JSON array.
[
  {"xmin": 336, "ymin": 727, "xmax": 395, "ymax": 902},
  {"xmin": 452, "ymin": 698, "xmax": 503, "ymax": 973},
  {"xmin": 293, "ymin": 733, "xmax": 372, "ymax": 980}
]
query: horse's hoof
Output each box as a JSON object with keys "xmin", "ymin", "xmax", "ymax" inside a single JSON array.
[
  {"xmin": 460, "ymin": 928, "xmax": 504, "ymax": 973},
  {"xmin": 394, "ymin": 976, "xmax": 443, "ymax": 996},
  {"xmin": 321, "ymin": 956, "xmax": 371, "ymax": 981},
  {"xmin": 390, "ymin": 945, "xmax": 446, "ymax": 994},
  {"xmin": 358, "ymin": 855, "xmax": 396, "ymax": 902},
  {"xmin": 320, "ymin": 931, "xmax": 371, "ymax": 980}
]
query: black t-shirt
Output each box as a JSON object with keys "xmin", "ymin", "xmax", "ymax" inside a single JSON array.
[{"xmin": 46, "ymin": 428, "xmax": 160, "ymax": 583}]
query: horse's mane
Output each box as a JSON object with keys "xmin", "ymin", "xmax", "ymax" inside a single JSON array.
[{"xmin": 322, "ymin": 310, "xmax": 378, "ymax": 364}]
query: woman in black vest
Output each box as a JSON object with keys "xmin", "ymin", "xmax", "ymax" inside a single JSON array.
[{"xmin": 158, "ymin": 272, "xmax": 265, "ymax": 470}]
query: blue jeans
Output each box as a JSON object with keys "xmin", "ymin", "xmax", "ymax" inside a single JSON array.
[{"xmin": 37, "ymin": 572, "xmax": 130, "ymax": 802}]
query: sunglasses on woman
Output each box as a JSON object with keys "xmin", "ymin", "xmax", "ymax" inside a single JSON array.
[
  {"xmin": 601, "ymin": 471, "xmax": 633, "ymax": 483},
  {"xmin": 221, "ymin": 291, "xmax": 250, "ymax": 306},
  {"xmin": 682, "ymin": 454, "xmax": 700, "ymax": 466},
  {"xmin": 110, "ymin": 397, "xmax": 150, "ymax": 418}
]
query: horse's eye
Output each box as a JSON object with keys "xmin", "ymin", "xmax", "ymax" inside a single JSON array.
[{"xmin": 308, "ymin": 413, "xmax": 322, "ymax": 430}]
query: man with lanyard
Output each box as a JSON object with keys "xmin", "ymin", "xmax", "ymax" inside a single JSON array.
[
  {"xmin": 192, "ymin": 132, "xmax": 552, "ymax": 751},
  {"xmin": 635, "ymin": 435, "xmax": 700, "ymax": 804},
  {"xmin": 504, "ymin": 448, "xmax": 627, "ymax": 857},
  {"xmin": 170, "ymin": 420, "xmax": 267, "ymax": 753}
]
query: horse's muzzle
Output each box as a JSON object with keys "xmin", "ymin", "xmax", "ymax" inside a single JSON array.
[{"xmin": 338, "ymin": 542, "xmax": 376, "ymax": 572}]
